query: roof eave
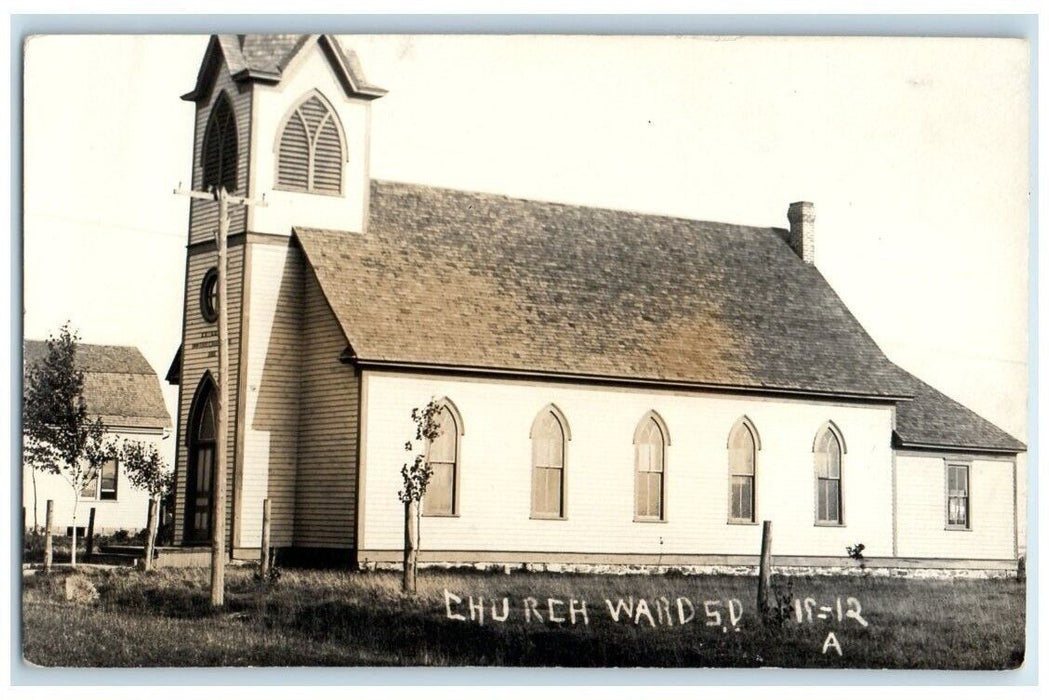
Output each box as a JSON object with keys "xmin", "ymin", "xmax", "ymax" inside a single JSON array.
[
  {"xmin": 339, "ymin": 344, "xmax": 358, "ymax": 364},
  {"xmin": 892, "ymin": 434, "xmax": 1026, "ymax": 456},
  {"xmin": 181, "ymin": 35, "xmax": 223, "ymax": 102},
  {"xmin": 230, "ymin": 68, "xmax": 282, "ymax": 84},
  {"xmin": 353, "ymin": 357, "xmax": 913, "ymax": 403},
  {"xmin": 165, "ymin": 345, "xmax": 183, "ymax": 386},
  {"xmin": 318, "ymin": 34, "xmax": 388, "ymax": 100}
]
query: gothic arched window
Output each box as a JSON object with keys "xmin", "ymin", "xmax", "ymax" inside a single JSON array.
[
  {"xmin": 814, "ymin": 423, "xmax": 846, "ymax": 525},
  {"xmin": 634, "ymin": 411, "xmax": 670, "ymax": 521},
  {"xmin": 201, "ymin": 94, "xmax": 238, "ymax": 193},
  {"xmin": 423, "ymin": 400, "xmax": 463, "ymax": 516},
  {"xmin": 530, "ymin": 405, "xmax": 570, "ymax": 518},
  {"xmin": 276, "ymin": 92, "xmax": 345, "ymax": 195},
  {"xmin": 728, "ymin": 417, "xmax": 760, "ymax": 523}
]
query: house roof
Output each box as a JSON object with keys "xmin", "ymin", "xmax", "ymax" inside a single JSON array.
[
  {"xmin": 182, "ymin": 34, "xmax": 387, "ymax": 102},
  {"xmin": 893, "ymin": 371, "xmax": 1026, "ymax": 454},
  {"xmin": 295, "ymin": 180, "xmax": 917, "ymax": 401},
  {"xmin": 24, "ymin": 341, "xmax": 172, "ymax": 431}
]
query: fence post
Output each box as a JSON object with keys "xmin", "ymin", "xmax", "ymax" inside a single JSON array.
[
  {"xmin": 84, "ymin": 507, "xmax": 97, "ymax": 563},
  {"xmin": 757, "ymin": 520, "xmax": 773, "ymax": 623},
  {"xmin": 43, "ymin": 500, "xmax": 54, "ymax": 573},
  {"xmin": 260, "ymin": 498, "xmax": 271, "ymax": 579},
  {"xmin": 143, "ymin": 498, "xmax": 158, "ymax": 571}
]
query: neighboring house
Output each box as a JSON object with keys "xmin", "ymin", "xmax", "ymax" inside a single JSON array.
[
  {"xmin": 167, "ymin": 34, "xmax": 1026, "ymax": 575},
  {"xmin": 23, "ymin": 341, "xmax": 172, "ymax": 535}
]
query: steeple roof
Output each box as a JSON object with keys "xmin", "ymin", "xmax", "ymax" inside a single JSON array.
[{"xmin": 182, "ymin": 34, "xmax": 387, "ymax": 102}]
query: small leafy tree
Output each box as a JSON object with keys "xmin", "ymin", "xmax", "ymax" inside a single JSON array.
[
  {"xmin": 23, "ymin": 324, "xmax": 118, "ymax": 567},
  {"xmin": 398, "ymin": 399, "xmax": 443, "ymax": 595},
  {"xmin": 120, "ymin": 440, "xmax": 173, "ymax": 570}
]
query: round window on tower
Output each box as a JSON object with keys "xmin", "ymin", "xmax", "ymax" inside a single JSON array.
[{"xmin": 200, "ymin": 267, "xmax": 219, "ymax": 323}]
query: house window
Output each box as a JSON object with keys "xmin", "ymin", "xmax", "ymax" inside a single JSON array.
[
  {"xmin": 634, "ymin": 412, "xmax": 669, "ymax": 521},
  {"xmin": 728, "ymin": 418, "xmax": 758, "ymax": 523},
  {"xmin": 947, "ymin": 463, "xmax": 970, "ymax": 529},
  {"xmin": 79, "ymin": 459, "xmax": 118, "ymax": 500},
  {"xmin": 531, "ymin": 407, "xmax": 568, "ymax": 518},
  {"xmin": 99, "ymin": 459, "xmax": 118, "ymax": 501},
  {"xmin": 276, "ymin": 92, "xmax": 345, "ymax": 195},
  {"xmin": 814, "ymin": 425, "xmax": 844, "ymax": 525},
  {"xmin": 200, "ymin": 267, "xmax": 219, "ymax": 323},
  {"xmin": 201, "ymin": 94, "xmax": 238, "ymax": 193},
  {"xmin": 423, "ymin": 403, "xmax": 460, "ymax": 516}
]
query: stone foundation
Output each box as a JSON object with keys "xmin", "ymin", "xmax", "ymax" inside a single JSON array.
[{"xmin": 360, "ymin": 560, "xmax": 1018, "ymax": 580}]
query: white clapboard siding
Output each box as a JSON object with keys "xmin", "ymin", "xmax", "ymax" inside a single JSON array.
[
  {"xmin": 360, "ymin": 372, "xmax": 897, "ymax": 559},
  {"xmin": 173, "ymin": 245, "xmax": 245, "ymax": 546},
  {"xmin": 238, "ymin": 242, "xmax": 303, "ymax": 548},
  {"xmin": 23, "ymin": 430, "xmax": 166, "ymax": 534},
  {"xmin": 189, "ymin": 66, "xmax": 251, "ymax": 246},
  {"xmin": 295, "ymin": 269, "xmax": 358, "ymax": 548},
  {"xmin": 895, "ymin": 454, "xmax": 1016, "ymax": 560}
]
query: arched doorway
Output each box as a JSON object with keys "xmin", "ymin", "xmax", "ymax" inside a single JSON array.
[{"xmin": 184, "ymin": 375, "xmax": 217, "ymax": 544}]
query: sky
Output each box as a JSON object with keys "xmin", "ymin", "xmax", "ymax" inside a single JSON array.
[{"xmin": 21, "ymin": 34, "xmax": 1030, "ymax": 472}]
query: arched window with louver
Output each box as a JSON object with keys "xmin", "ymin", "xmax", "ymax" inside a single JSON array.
[
  {"xmin": 276, "ymin": 92, "xmax": 345, "ymax": 195},
  {"xmin": 201, "ymin": 94, "xmax": 238, "ymax": 194}
]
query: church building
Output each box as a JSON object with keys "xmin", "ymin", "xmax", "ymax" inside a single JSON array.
[{"xmin": 168, "ymin": 34, "xmax": 1026, "ymax": 575}]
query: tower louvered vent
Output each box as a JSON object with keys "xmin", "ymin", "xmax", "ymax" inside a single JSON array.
[
  {"xmin": 201, "ymin": 95, "xmax": 238, "ymax": 193},
  {"xmin": 277, "ymin": 93, "xmax": 344, "ymax": 194}
]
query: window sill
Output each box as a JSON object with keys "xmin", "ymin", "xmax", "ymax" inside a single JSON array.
[
  {"xmin": 727, "ymin": 519, "xmax": 759, "ymax": 526},
  {"xmin": 945, "ymin": 525, "xmax": 972, "ymax": 532},
  {"xmin": 273, "ymin": 185, "xmax": 344, "ymax": 199},
  {"xmin": 814, "ymin": 521, "xmax": 846, "ymax": 528},
  {"xmin": 634, "ymin": 517, "xmax": 667, "ymax": 524},
  {"xmin": 530, "ymin": 514, "xmax": 567, "ymax": 521}
]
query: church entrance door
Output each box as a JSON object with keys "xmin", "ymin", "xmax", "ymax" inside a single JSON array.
[{"xmin": 184, "ymin": 379, "xmax": 217, "ymax": 545}]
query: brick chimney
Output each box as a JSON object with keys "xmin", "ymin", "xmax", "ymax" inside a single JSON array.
[{"xmin": 786, "ymin": 201, "xmax": 815, "ymax": 265}]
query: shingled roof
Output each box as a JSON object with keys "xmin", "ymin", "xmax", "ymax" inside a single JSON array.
[
  {"xmin": 893, "ymin": 371, "xmax": 1026, "ymax": 454},
  {"xmin": 296, "ymin": 180, "xmax": 917, "ymax": 400},
  {"xmin": 182, "ymin": 34, "xmax": 386, "ymax": 102},
  {"xmin": 24, "ymin": 341, "xmax": 172, "ymax": 431}
]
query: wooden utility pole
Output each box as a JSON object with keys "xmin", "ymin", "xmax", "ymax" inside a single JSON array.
[
  {"xmin": 175, "ymin": 184, "xmax": 265, "ymax": 607},
  {"xmin": 757, "ymin": 520, "xmax": 773, "ymax": 623}
]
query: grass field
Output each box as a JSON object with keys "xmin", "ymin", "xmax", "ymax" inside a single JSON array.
[{"xmin": 21, "ymin": 565, "xmax": 1025, "ymax": 668}]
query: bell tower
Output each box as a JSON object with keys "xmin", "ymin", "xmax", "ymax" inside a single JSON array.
[
  {"xmin": 181, "ymin": 34, "xmax": 386, "ymax": 237},
  {"xmin": 172, "ymin": 35, "xmax": 384, "ymax": 555}
]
